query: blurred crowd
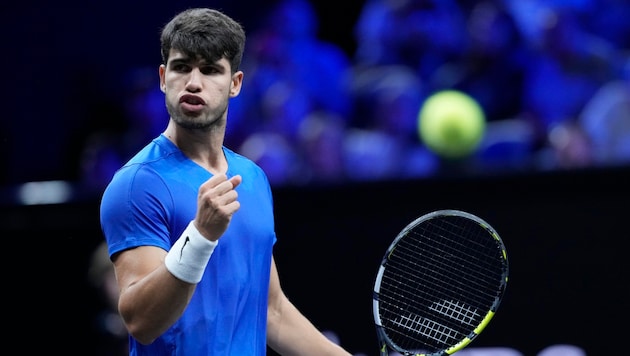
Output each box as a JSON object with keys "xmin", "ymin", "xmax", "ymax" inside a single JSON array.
[{"xmin": 75, "ymin": 0, "xmax": 630, "ymax": 189}]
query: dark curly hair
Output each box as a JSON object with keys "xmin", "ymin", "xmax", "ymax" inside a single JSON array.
[{"xmin": 160, "ymin": 8, "xmax": 246, "ymax": 73}]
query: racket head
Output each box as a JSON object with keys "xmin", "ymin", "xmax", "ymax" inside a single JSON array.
[{"xmin": 373, "ymin": 209, "xmax": 509, "ymax": 356}]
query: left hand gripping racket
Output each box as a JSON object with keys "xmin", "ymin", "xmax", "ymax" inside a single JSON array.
[{"xmin": 373, "ymin": 209, "xmax": 509, "ymax": 356}]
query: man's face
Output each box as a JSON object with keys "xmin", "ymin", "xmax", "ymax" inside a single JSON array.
[{"xmin": 159, "ymin": 49, "xmax": 242, "ymax": 130}]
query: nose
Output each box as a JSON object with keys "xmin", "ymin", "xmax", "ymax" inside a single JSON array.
[{"xmin": 185, "ymin": 68, "xmax": 203, "ymax": 92}]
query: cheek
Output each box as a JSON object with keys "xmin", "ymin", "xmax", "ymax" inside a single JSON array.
[{"xmin": 162, "ymin": 77, "xmax": 183, "ymax": 97}]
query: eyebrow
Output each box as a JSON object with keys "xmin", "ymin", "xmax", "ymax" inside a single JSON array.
[
  {"xmin": 168, "ymin": 56, "xmax": 224, "ymax": 69},
  {"xmin": 168, "ymin": 57, "xmax": 193, "ymax": 66}
]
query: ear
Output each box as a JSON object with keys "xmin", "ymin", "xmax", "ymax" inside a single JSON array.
[
  {"xmin": 229, "ymin": 71, "xmax": 244, "ymax": 98},
  {"xmin": 159, "ymin": 65, "xmax": 167, "ymax": 93}
]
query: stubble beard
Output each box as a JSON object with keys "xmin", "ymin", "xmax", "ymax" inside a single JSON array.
[{"xmin": 167, "ymin": 99, "xmax": 228, "ymax": 132}]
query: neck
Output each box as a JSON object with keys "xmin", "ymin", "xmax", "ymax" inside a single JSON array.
[{"xmin": 164, "ymin": 120, "xmax": 227, "ymax": 174}]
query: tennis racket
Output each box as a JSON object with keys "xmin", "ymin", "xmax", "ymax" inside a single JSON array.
[{"xmin": 373, "ymin": 209, "xmax": 509, "ymax": 356}]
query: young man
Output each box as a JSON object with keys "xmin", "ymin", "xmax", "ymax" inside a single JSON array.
[{"xmin": 100, "ymin": 8, "xmax": 352, "ymax": 355}]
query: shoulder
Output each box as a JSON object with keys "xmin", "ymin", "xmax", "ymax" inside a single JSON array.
[
  {"xmin": 107, "ymin": 135, "xmax": 185, "ymax": 189},
  {"xmin": 101, "ymin": 139, "xmax": 178, "ymax": 210}
]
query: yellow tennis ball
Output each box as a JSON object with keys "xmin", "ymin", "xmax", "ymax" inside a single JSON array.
[{"xmin": 418, "ymin": 90, "xmax": 486, "ymax": 159}]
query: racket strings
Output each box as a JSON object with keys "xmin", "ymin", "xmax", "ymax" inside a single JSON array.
[
  {"xmin": 384, "ymin": 223, "xmax": 504, "ymax": 309},
  {"xmin": 408, "ymin": 219, "xmax": 506, "ymax": 299},
  {"xmin": 384, "ymin": 238, "xmax": 502, "ymax": 307},
  {"xmin": 376, "ymin": 215, "xmax": 508, "ymax": 353}
]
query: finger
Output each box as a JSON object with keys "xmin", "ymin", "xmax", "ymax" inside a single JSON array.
[
  {"xmin": 198, "ymin": 174, "xmax": 232, "ymax": 199},
  {"xmin": 229, "ymin": 175, "xmax": 242, "ymax": 189},
  {"xmin": 208, "ymin": 174, "xmax": 242, "ymax": 198},
  {"xmin": 203, "ymin": 173, "xmax": 228, "ymax": 189}
]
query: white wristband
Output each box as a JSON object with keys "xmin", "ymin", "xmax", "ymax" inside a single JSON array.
[{"xmin": 165, "ymin": 221, "xmax": 217, "ymax": 284}]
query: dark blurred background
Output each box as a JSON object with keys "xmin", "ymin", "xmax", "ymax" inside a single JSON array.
[{"xmin": 2, "ymin": 0, "xmax": 629, "ymax": 355}]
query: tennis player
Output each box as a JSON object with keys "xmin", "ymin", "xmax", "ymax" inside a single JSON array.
[{"xmin": 99, "ymin": 7, "xmax": 352, "ymax": 355}]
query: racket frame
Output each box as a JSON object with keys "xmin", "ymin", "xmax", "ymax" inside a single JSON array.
[{"xmin": 373, "ymin": 209, "xmax": 509, "ymax": 356}]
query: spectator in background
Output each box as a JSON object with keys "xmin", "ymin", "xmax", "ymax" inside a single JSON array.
[
  {"xmin": 353, "ymin": 0, "xmax": 469, "ymax": 83},
  {"xmin": 519, "ymin": 6, "xmax": 619, "ymax": 169},
  {"xmin": 351, "ymin": 0, "xmax": 532, "ymax": 176},
  {"xmin": 228, "ymin": 0, "xmax": 353, "ymax": 185},
  {"xmin": 578, "ymin": 59, "xmax": 630, "ymax": 166},
  {"xmin": 437, "ymin": 0, "xmax": 529, "ymax": 123},
  {"xmin": 349, "ymin": 0, "xmax": 476, "ymax": 179},
  {"xmin": 573, "ymin": 0, "xmax": 630, "ymax": 167},
  {"xmin": 296, "ymin": 111, "xmax": 349, "ymax": 185},
  {"xmin": 345, "ymin": 65, "xmax": 438, "ymax": 180},
  {"xmin": 443, "ymin": 0, "xmax": 537, "ymax": 171},
  {"xmin": 238, "ymin": 131, "xmax": 304, "ymax": 186}
]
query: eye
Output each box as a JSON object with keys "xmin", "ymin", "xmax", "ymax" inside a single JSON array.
[
  {"xmin": 200, "ymin": 66, "xmax": 221, "ymax": 75},
  {"xmin": 171, "ymin": 63, "xmax": 191, "ymax": 73}
]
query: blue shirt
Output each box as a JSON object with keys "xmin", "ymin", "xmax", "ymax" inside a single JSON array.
[{"xmin": 100, "ymin": 134, "xmax": 276, "ymax": 355}]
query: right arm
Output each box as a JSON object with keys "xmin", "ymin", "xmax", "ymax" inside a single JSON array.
[
  {"xmin": 113, "ymin": 246, "xmax": 194, "ymax": 344},
  {"xmin": 112, "ymin": 174, "xmax": 242, "ymax": 344}
]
